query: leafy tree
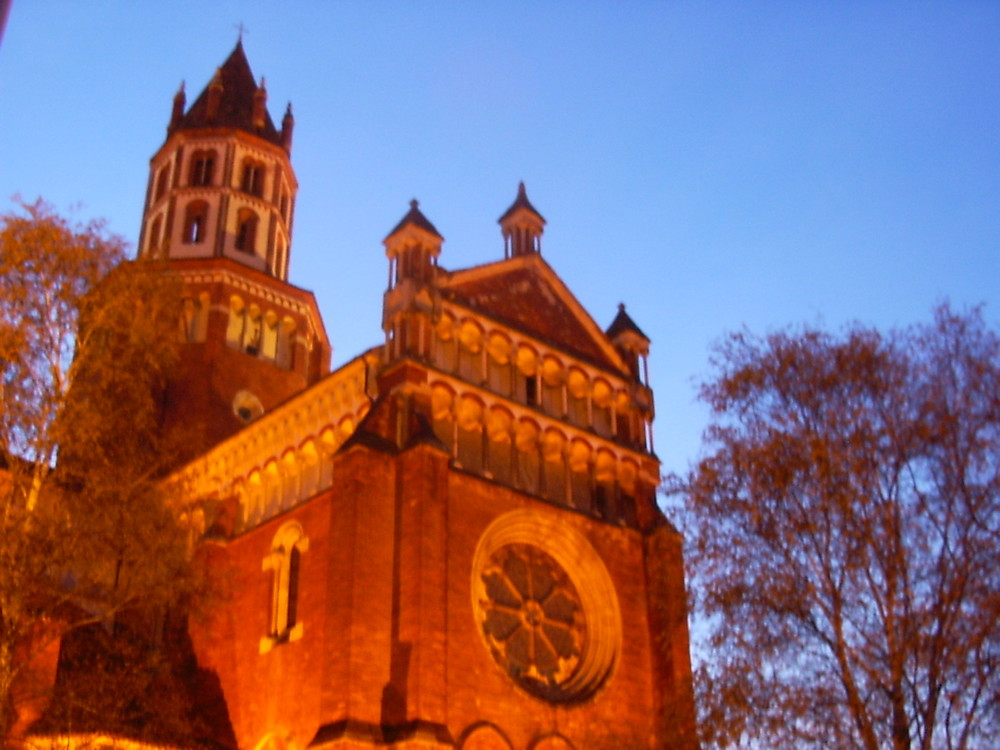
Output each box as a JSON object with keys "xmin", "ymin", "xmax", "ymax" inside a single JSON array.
[
  {"xmin": 673, "ymin": 306, "xmax": 1000, "ymax": 750},
  {"xmin": 0, "ymin": 199, "xmax": 197, "ymax": 743}
]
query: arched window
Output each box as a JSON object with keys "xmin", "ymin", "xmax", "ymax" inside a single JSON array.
[
  {"xmin": 154, "ymin": 165, "xmax": 169, "ymax": 202},
  {"xmin": 241, "ymin": 159, "xmax": 265, "ymax": 197},
  {"xmin": 183, "ymin": 201, "xmax": 209, "ymax": 244},
  {"xmin": 189, "ymin": 149, "xmax": 216, "ymax": 186},
  {"xmin": 235, "ymin": 209, "xmax": 259, "ymax": 253},
  {"xmin": 147, "ymin": 216, "xmax": 163, "ymax": 256},
  {"xmin": 260, "ymin": 522, "xmax": 308, "ymax": 653}
]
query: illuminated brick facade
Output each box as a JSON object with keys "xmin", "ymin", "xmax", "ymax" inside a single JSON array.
[{"xmin": 146, "ymin": 43, "xmax": 698, "ymax": 750}]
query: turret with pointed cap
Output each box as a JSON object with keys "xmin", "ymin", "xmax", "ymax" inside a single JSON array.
[
  {"xmin": 384, "ymin": 199, "xmax": 443, "ymax": 287},
  {"xmin": 499, "ymin": 181, "xmax": 545, "ymax": 258},
  {"xmin": 381, "ymin": 199, "xmax": 444, "ymax": 363},
  {"xmin": 607, "ymin": 303, "xmax": 651, "ymax": 384}
]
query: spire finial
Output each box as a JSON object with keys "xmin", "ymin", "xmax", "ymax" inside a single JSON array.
[
  {"xmin": 410, "ymin": 199, "xmax": 419, "ymax": 210},
  {"xmin": 235, "ymin": 21, "xmax": 247, "ymax": 44},
  {"xmin": 517, "ymin": 181, "xmax": 527, "ymax": 197},
  {"xmin": 618, "ymin": 302, "xmax": 626, "ymax": 313}
]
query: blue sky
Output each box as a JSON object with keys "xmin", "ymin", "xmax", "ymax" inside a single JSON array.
[{"xmin": 1, "ymin": 2, "xmax": 998, "ymax": 480}]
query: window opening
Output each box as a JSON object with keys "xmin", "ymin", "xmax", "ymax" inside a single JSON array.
[
  {"xmin": 183, "ymin": 201, "xmax": 208, "ymax": 244},
  {"xmin": 190, "ymin": 150, "xmax": 216, "ymax": 186},
  {"xmin": 235, "ymin": 210, "xmax": 259, "ymax": 253},
  {"xmin": 261, "ymin": 523, "xmax": 308, "ymax": 653},
  {"xmin": 242, "ymin": 160, "xmax": 265, "ymax": 197},
  {"xmin": 525, "ymin": 375, "xmax": 538, "ymax": 407}
]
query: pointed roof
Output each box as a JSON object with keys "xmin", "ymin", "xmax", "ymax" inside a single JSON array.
[
  {"xmin": 384, "ymin": 199, "xmax": 443, "ymax": 242},
  {"xmin": 606, "ymin": 303, "xmax": 649, "ymax": 342},
  {"xmin": 498, "ymin": 181, "xmax": 546, "ymax": 225},
  {"xmin": 441, "ymin": 257, "xmax": 622, "ymax": 371},
  {"xmin": 175, "ymin": 41, "xmax": 282, "ymax": 145}
]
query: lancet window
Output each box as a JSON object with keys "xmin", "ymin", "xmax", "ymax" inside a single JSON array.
[{"xmin": 260, "ymin": 521, "xmax": 308, "ymax": 652}]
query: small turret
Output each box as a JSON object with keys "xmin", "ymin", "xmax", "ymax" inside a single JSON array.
[
  {"xmin": 281, "ymin": 103, "xmax": 295, "ymax": 154},
  {"xmin": 606, "ymin": 303, "xmax": 651, "ymax": 385},
  {"xmin": 168, "ymin": 82, "xmax": 185, "ymax": 134},
  {"xmin": 498, "ymin": 181, "xmax": 545, "ymax": 258},
  {"xmin": 384, "ymin": 199, "xmax": 443, "ymax": 288}
]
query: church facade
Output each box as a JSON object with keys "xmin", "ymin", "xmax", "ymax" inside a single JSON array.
[{"xmin": 140, "ymin": 42, "xmax": 697, "ymax": 750}]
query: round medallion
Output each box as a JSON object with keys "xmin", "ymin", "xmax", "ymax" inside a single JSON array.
[
  {"xmin": 471, "ymin": 510, "xmax": 621, "ymax": 704},
  {"xmin": 478, "ymin": 544, "xmax": 586, "ymax": 701}
]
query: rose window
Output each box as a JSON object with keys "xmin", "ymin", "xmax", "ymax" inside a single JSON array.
[{"xmin": 477, "ymin": 543, "xmax": 586, "ymax": 702}]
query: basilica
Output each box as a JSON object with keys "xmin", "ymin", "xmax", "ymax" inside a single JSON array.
[{"xmin": 131, "ymin": 41, "xmax": 697, "ymax": 750}]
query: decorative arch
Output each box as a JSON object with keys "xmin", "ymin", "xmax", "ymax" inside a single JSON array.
[
  {"xmin": 486, "ymin": 332, "xmax": 513, "ymax": 394},
  {"xmin": 456, "ymin": 394, "xmax": 485, "ymax": 472},
  {"xmin": 541, "ymin": 428, "xmax": 567, "ymax": 504},
  {"xmin": 431, "ymin": 382, "xmax": 456, "ymax": 450},
  {"xmin": 529, "ymin": 735, "xmax": 576, "ymax": 750},
  {"xmin": 486, "ymin": 405, "xmax": 514, "ymax": 483},
  {"xmin": 459, "ymin": 723, "xmax": 513, "ymax": 750},
  {"xmin": 592, "ymin": 378, "xmax": 614, "ymax": 436},
  {"xmin": 280, "ymin": 449, "xmax": 299, "ymax": 508},
  {"xmin": 458, "ymin": 319, "xmax": 485, "ymax": 382},
  {"xmin": 298, "ymin": 439, "xmax": 320, "ymax": 499},
  {"xmin": 515, "ymin": 418, "xmax": 540, "ymax": 493},
  {"xmin": 515, "ymin": 344, "xmax": 539, "ymax": 406},
  {"xmin": 565, "ymin": 368, "xmax": 587, "ymax": 427}
]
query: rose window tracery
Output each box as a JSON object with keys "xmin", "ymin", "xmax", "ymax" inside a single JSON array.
[{"xmin": 477, "ymin": 544, "xmax": 586, "ymax": 702}]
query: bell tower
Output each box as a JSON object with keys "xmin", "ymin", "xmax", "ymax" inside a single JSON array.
[
  {"xmin": 140, "ymin": 42, "xmax": 330, "ymax": 457},
  {"xmin": 139, "ymin": 41, "xmax": 296, "ymax": 280}
]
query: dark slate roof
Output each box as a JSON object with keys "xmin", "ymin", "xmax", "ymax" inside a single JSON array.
[
  {"xmin": 175, "ymin": 41, "xmax": 282, "ymax": 146},
  {"xmin": 498, "ymin": 181, "xmax": 546, "ymax": 224},
  {"xmin": 385, "ymin": 200, "xmax": 443, "ymax": 241},
  {"xmin": 606, "ymin": 303, "xmax": 649, "ymax": 342}
]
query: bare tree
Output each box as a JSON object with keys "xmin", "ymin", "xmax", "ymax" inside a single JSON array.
[
  {"xmin": 672, "ymin": 306, "xmax": 1000, "ymax": 750},
  {"xmin": 0, "ymin": 199, "xmax": 195, "ymax": 743}
]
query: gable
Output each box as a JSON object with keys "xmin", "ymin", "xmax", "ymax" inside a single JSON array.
[{"xmin": 440, "ymin": 256, "xmax": 623, "ymax": 372}]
